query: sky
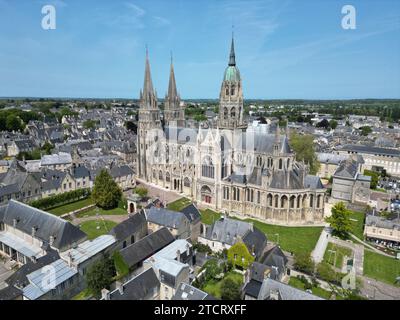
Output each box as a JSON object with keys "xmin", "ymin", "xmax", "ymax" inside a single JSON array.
[{"xmin": 0, "ymin": 0, "xmax": 399, "ymax": 99}]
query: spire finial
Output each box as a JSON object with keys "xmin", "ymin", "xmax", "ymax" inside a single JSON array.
[
  {"xmin": 229, "ymin": 29, "xmax": 236, "ymax": 66},
  {"xmin": 170, "ymin": 51, "xmax": 173, "ymax": 65}
]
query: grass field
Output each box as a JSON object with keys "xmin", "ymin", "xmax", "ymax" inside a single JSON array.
[
  {"xmin": 200, "ymin": 209, "xmax": 221, "ymax": 225},
  {"xmin": 202, "ymin": 271, "xmax": 243, "ymax": 299},
  {"xmin": 75, "ymin": 206, "xmax": 127, "ymax": 218},
  {"xmin": 363, "ymin": 249, "xmax": 400, "ymax": 286},
  {"xmin": 348, "ymin": 210, "xmax": 365, "ymax": 240},
  {"xmin": 233, "ymin": 217, "xmax": 323, "ymax": 256},
  {"xmin": 48, "ymin": 198, "xmax": 94, "ymax": 216},
  {"xmin": 79, "ymin": 220, "xmax": 117, "ymax": 240},
  {"xmin": 323, "ymin": 243, "xmax": 353, "ymax": 269},
  {"xmin": 166, "ymin": 197, "xmax": 192, "ymax": 211},
  {"xmin": 288, "ymin": 277, "xmax": 333, "ymax": 299}
]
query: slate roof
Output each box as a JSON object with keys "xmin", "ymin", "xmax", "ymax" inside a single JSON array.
[
  {"xmin": 334, "ymin": 159, "xmax": 359, "ymax": 179},
  {"xmin": 40, "ymin": 152, "xmax": 72, "ymax": 166},
  {"xmin": 5, "ymin": 249, "xmax": 60, "ymax": 288},
  {"xmin": 109, "ymin": 211, "xmax": 147, "ymax": 241},
  {"xmin": 0, "ymin": 200, "xmax": 86, "ymax": 250},
  {"xmin": 180, "ymin": 204, "xmax": 201, "ymax": 224},
  {"xmin": 120, "ymin": 227, "xmax": 174, "ymax": 267},
  {"xmin": 243, "ymin": 279, "xmax": 263, "ymax": 299},
  {"xmin": 365, "ymin": 215, "xmax": 400, "ymax": 230},
  {"xmin": 108, "ymin": 268, "xmax": 160, "ymax": 300},
  {"xmin": 339, "ymin": 144, "xmax": 400, "ymax": 157},
  {"xmin": 242, "ymin": 228, "xmax": 267, "ymax": 259},
  {"xmin": 172, "ymin": 283, "xmax": 211, "ymax": 300},
  {"xmin": 304, "ymin": 175, "xmax": 324, "ymax": 189},
  {"xmin": 204, "ymin": 217, "xmax": 253, "ymax": 246},
  {"xmin": 258, "ymin": 278, "xmax": 323, "ymax": 300},
  {"xmin": 145, "ymin": 206, "xmax": 189, "ymax": 229},
  {"xmin": 0, "ymin": 285, "xmax": 23, "ymax": 300},
  {"xmin": 72, "ymin": 166, "xmax": 90, "ymax": 179},
  {"xmin": 260, "ymin": 246, "xmax": 288, "ymax": 279}
]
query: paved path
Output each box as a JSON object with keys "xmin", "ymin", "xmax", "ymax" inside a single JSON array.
[
  {"xmin": 311, "ymin": 227, "xmax": 331, "ymax": 263},
  {"xmin": 330, "ymin": 237, "xmax": 364, "ymax": 275},
  {"xmin": 359, "ymin": 276, "xmax": 400, "ymax": 300},
  {"xmin": 135, "ymin": 178, "xmax": 182, "ymax": 205},
  {"xmin": 71, "ymin": 214, "xmax": 129, "ymax": 226}
]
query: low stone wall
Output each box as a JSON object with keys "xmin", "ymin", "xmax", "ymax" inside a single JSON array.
[{"xmin": 61, "ymin": 204, "xmax": 96, "ymax": 219}]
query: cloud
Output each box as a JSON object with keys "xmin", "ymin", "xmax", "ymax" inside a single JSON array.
[
  {"xmin": 153, "ymin": 16, "xmax": 171, "ymax": 27},
  {"xmin": 124, "ymin": 2, "xmax": 145, "ymax": 16}
]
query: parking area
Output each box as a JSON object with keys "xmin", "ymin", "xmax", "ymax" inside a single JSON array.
[{"xmin": 0, "ymin": 259, "xmax": 14, "ymax": 290}]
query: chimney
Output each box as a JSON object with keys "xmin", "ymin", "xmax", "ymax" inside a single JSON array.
[
  {"xmin": 31, "ymin": 226, "xmax": 37, "ymax": 237},
  {"xmin": 116, "ymin": 281, "xmax": 124, "ymax": 295},
  {"xmin": 176, "ymin": 249, "xmax": 181, "ymax": 262},
  {"xmin": 49, "ymin": 235, "xmax": 55, "ymax": 246},
  {"xmin": 13, "ymin": 218, "xmax": 17, "ymax": 228},
  {"xmin": 101, "ymin": 288, "xmax": 110, "ymax": 300}
]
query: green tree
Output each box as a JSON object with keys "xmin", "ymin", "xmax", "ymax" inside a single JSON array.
[
  {"xmin": 290, "ymin": 132, "xmax": 320, "ymax": 175},
  {"xmin": 227, "ymin": 241, "xmax": 255, "ymax": 270},
  {"xmin": 41, "ymin": 141, "xmax": 54, "ymax": 155},
  {"xmin": 92, "ymin": 169, "xmax": 122, "ymax": 209},
  {"xmin": 329, "ymin": 119, "xmax": 338, "ymax": 130},
  {"xmin": 220, "ymin": 278, "xmax": 241, "ymax": 300},
  {"xmin": 363, "ymin": 169, "xmax": 380, "ymax": 189},
  {"xmin": 325, "ymin": 202, "xmax": 351, "ymax": 239},
  {"xmin": 83, "ymin": 119, "xmax": 98, "ymax": 129},
  {"xmin": 202, "ymin": 259, "xmax": 223, "ymax": 281},
  {"xmin": 6, "ymin": 114, "xmax": 23, "ymax": 132},
  {"xmin": 294, "ymin": 253, "xmax": 315, "ymax": 274},
  {"xmin": 359, "ymin": 126, "xmax": 372, "ymax": 136},
  {"xmin": 86, "ymin": 256, "xmax": 116, "ymax": 298},
  {"xmin": 134, "ymin": 186, "xmax": 148, "ymax": 198}
]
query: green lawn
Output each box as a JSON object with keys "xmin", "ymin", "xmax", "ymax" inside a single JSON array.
[
  {"xmin": 166, "ymin": 197, "xmax": 192, "ymax": 211},
  {"xmin": 48, "ymin": 198, "xmax": 94, "ymax": 216},
  {"xmin": 233, "ymin": 217, "xmax": 323, "ymax": 256},
  {"xmin": 288, "ymin": 277, "xmax": 333, "ymax": 299},
  {"xmin": 75, "ymin": 206, "xmax": 127, "ymax": 218},
  {"xmin": 202, "ymin": 271, "xmax": 243, "ymax": 299},
  {"xmin": 79, "ymin": 220, "xmax": 118, "ymax": 240},
  {"xmin": 323, "ymin": 243, "xmax": 353, "ymax": 269},
  {"xmin": 72, "ymin": 289, "xmax": 92, "ymax": 300},
  {"xmin": 200, "ymin": 209, "xmax": 221, "ymax": 225},
  {"xmin": 348, "ymin": 210, "xmax": 365, "ymax": 240},
  {"xmin": 363, "ymin": 249, "xmax": 400, "ymax": 286}
]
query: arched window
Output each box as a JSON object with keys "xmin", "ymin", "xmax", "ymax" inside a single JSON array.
[
  {"xmin": 230, "ymin": 86, "xmax": 235, "ymax": 95},
  {"xmin": 159, "ymin": 171, "xmax": 163, "ymax": 180},
  {"xmin": 130, "ymin": 235, "xmax": 135, "ymax": 244},
  {"xmin": 267, "ymin": 194, "xmax": 273, "ymax": 206},
  {"xmin": 166, "ymin": 172, "xmax": 171, "ymax": 182},
  {"xmin": 225, "ymin": 87, "xmax": 229, "ymax": 96},
  {"xmin": 281, "ymin": 196, "xmax": 288, "ymax": 208},
  {"xmin": 297, "ymin": 196, "xmax": 301, "ymax": 208},
  {"xmin": 153, "ymin": 170, "xmax": 156, "ymax": 179},
  {"xmin": 310, "ymin": 194, "xmax": 314, "ymax": 207},
  {"xmin": 257, "ymin": 191, "xmax": 261, "ymax": 204},
  {"xmin": 231, "ymin": 107, "xmax": 236, "ymax": 118},
  {"xmin": 317, "ymin": 195, "xmax": 322, "ymax": 208},
  {"xmin": 287, "ymin": 158, "xmax": 290, "ymax": 169},
  {"xmin": 184, "ymin": 177, "xmax": 190, "ymax": 187},
  {"xmin": 223, "ymin": 107, "xmax": 228, "ymax": 120},
  {"xmin": 202, "ymin": 156, "xmax": 215, "ymax": 179},
  {"xmin": 279, "ymin": 159, "xmax": 283, "ymax": 170},
  {"xmin": 290, "ymin": 196, "xmax": 296, "ymax": 209}
]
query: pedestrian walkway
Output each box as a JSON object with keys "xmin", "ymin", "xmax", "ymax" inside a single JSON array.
[{"xmin": 311, "ymin": 227, "xmax": 331, "ymax": 263}]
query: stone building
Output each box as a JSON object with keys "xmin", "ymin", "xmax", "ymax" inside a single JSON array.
[{"xmin": 136, "ymin": 36, "xmax": 326, "ymax": 225}]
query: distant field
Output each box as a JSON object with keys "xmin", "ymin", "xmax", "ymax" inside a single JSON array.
[
  {"xmin": 48, "ymin": 198, "xmax": 94, "ymax": 216},
  {"xmin": 363, "ymin": 249, "xmax": 400, "ymax": 286}
]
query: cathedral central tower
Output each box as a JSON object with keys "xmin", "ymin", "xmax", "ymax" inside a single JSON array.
[{"xmin": 218, "ymin": 35, "xmax": 246, "ymax": 129}]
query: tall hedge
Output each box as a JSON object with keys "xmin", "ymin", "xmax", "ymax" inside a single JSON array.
[{"xmin": 30, "ymin": 188, "xmax": 91, "ymax": 210}]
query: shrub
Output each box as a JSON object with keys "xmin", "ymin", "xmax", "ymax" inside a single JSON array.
[{"xmin": 30, "ymin": 188, "xmax": 91, "ymax": 210}]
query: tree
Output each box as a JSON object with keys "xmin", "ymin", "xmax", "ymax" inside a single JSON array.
[
  {"xmin": 290, "ymin": 132, "xmax": 320, "ymax": 175},
  {"xmin": 41, "ymin": 141, "xmax": 54, "ymax": 155},
  {"xmin": 227, "ymin": 241, "xmax": 255, "ymax": 270},
  {"xmin": 220, "ymin": 278, "xmax": 241, "ymax": 300},
  {"xmin": 329, "ymin": 119, "xmax": 338, "ymax": 130},
  {"xmin": 359, "ymin": 126, "xmax": 372, "ymax": 136},
  {"xmin": 363, "ymin": 169, "xmax": 380, "ymax": 189},
  {"xmin": 6, "ymin": 114, "xmax": 23, "ymax": 132},
  {"xmin": 92, "ymin": 169, "xmax": 122, "ymax": 209},
  {"xmin": 83, "ymin": 119, "xmax": 98, "ymax": 130},
  {"xmin": 86, "ymin": 255, "xmax": 116, "ymax": 298},
  {"xmin": 316, "ymin": 119, "xmax": 330, "ymax": 129},
  {"xmin": 134, "ymin": 186, "xmax": 148, "ymax": 199},
  {"xmin": 202, "ymin": 259, "xmax": 223, "ymax": 282},
  {"xmin": 294, "ymin": 253, "xmax": 315, "ymax": 274},
  {"xmin": 325, "ymin": 202, "xmax": 351, "ymax": 239}
]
